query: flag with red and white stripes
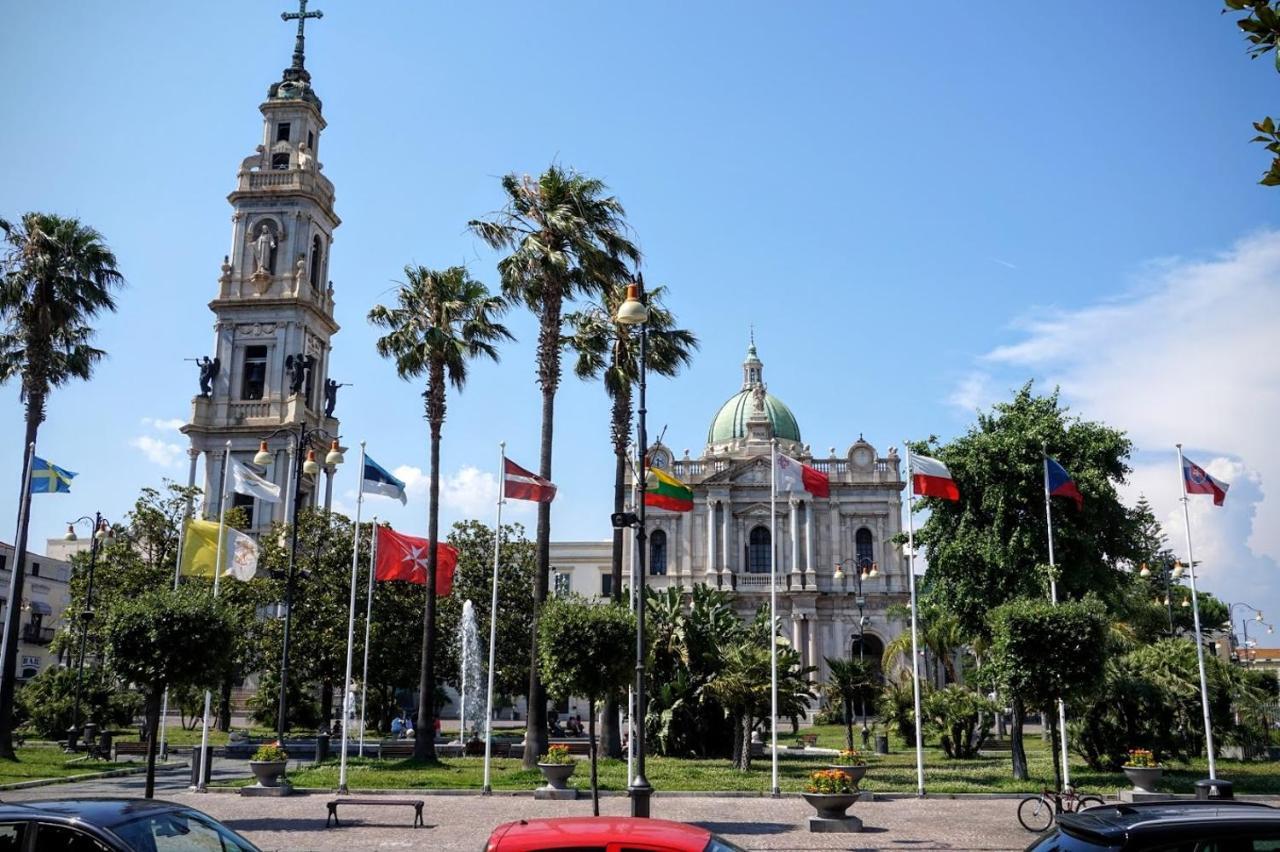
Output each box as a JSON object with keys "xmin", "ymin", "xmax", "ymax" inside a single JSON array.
[
  {"xmin": 503, "ymin": 457, "xmax": 557, "ymax": 503},
  {"xmin": 910, "ymin": 453, "xmax": 960, "ymax": 501}
]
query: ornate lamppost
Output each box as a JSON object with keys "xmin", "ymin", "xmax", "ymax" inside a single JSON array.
[
  {"xmin": 64, "ymin": 514, "xmax": 112, "ymax": 752},
  {"xmin": 254, "ymin": 423, "xmax": 343, "ymax": 743},
  {"xmin": 834, "ymin": 557, "xmax": 878, "ymax": 740},
  {"xmin": 613, "ymin": 278, "xmax": 652, "ymax": 818}
]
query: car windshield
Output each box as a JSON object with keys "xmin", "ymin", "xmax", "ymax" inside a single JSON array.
[
  {"xmin": 1026, "ymin": 832, "xmax": 1122, "ymax": 852},
  {"xmin": 110, "ymin": 809, "xmax": 258, "ymax": 852},
  {"xmin": 704, "ymin": 837, "xmax": 748, "ymax": 852}
]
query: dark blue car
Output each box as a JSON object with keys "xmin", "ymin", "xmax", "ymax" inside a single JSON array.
[
  {"xmin": 0, "ymin": 798, "xmax": 259, "ymax": 851},
  {"xmin": 1027, "ymin": 800, "xmax": 1280, "ymax": 851}
]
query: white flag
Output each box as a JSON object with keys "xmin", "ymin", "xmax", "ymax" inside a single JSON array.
[
  {"xmin": 224, "ymin": 528, "xmax": 260, "ymax": 581},
  {"xmin": 231, "ymin": 458, "xmax": 280, "ymax": 503}
]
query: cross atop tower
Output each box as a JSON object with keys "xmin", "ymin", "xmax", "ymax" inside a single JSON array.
[{"xmin": 282, "ymin": 0, "xmax": 323, "ymax": 72}]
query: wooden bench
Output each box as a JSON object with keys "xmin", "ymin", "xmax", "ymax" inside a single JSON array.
[
  {"xmin": 112, "ymin": 742, "xmax": 149, "ymax": 760},
  {"xmin": 377, "ymin": 741, "xmax": 415, "ymax": 759},
  {"xmin": 326, "ymin": 797, "xmax": 424, "ymax": 828}
]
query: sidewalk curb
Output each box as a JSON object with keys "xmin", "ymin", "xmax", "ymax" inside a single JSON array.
[{"xmin": 0, "ymin": 762, "xmax": 190, "ymax": 792}]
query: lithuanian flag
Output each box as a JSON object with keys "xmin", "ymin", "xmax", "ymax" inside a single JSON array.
[{"xmin": 645, "ymin": 467, "xmax": 694, "ymax": 512}]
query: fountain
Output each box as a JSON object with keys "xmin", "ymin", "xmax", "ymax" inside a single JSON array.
[{"xmin": 457, "ymin": 599, "xmax": 485, "ymax": 745}]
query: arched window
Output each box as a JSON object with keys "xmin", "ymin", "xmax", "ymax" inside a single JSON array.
[
  {"xmin": 855, "ymin": 527, "xmax": 874, "ymax": 572},
  {"xmin": 309, "ymin": 235, "xmax": 323, "ymax": 290},
  {"xmin": 649, "ymin": 529, "xmax": 667, "ymax": 576},
  {"xmin": 747, "ymin": 526, "xmax": 771, "ymax": 574}
]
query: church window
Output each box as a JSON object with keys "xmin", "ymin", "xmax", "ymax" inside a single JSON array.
[
  {"xmin": 649, "ymin": 530, "xmax": 667, "ymax": 576},
  {"xmin": 307, "ymin": 130, "xmax": 315, "ymax": 152},
  {"xmin": 600, "ymin": 574, "xmax": 613, "ymax": 598},
  {"xmin": 276, "ymin": 122, "xmax": 291, "ymax": 142},
  {"xmin": 309, "ymin": 236, "xmax": 323, "ymax": 290},
  {"xmin": 747, "ymin": 526, "xmax": 771, "ymax": 574},
  {"xmin": 552, "ymin": 570, "xmax": 571, "ymax": 597},
  {"xmin": 855, "ymin": 527, "xmax": 874, "ymax": 571},
  {"xmin": 241, "ymin": 345, "xmax": 268, "ymax": 400},
  {"xmin": 232, "ymin": 491, "xmax": 255, "ymax": 525},
  {"xmin": 271, "ymin": 152, "xmax": 290, "ymax": 170}
]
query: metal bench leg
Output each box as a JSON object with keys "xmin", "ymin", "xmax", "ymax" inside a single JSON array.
[
  {"xmin": 326, "ymin": 804, "xmax": 339, "ymax": 828},
  {"xmin": 414, "ymin": 803, "xmax": 423, "ymax": 828}
]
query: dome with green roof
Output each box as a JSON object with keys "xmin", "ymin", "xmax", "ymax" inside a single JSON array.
[{"xmin": 705, "ymin": 340, "xmax": 802, "ymax": 449}]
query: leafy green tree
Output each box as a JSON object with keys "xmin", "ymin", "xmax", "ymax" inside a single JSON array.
[
  {"xmin": 1224, "ymin": 2, "xmax": 1280, "ymax": 184},
  {"xmin": 436, "ymin": 520, "xmax": 536, "ymax": 707},
  {"xmin": 988, "ymin": 596, "xmax": 1109, "ymax": 784},
  {"xmin": 913, "ymin": 383, "xmax": 1138, "ymax": 779},
  {"xmin": 824, "ymin": 657, "xmax": 878, "ymax": 749},
  {"xmin": 565, "ymin": 281, "xmax": 697, "ymax": 757},
  {"xmin": 0, "ymin": 212, "xmax": 124, "ymax": 758},
  {"xmin": 15, "ymin": 666, "xmax": 140, "ymax": 740},
  {"xmin": 537, "ymin": 595, "xmax": 635, "ymax": 815},
  {"xmin": 104, "ymin": 586, "xmax": 236, "ymax": 798},
  {"xmin": 470, "ymin": 165, "xmax": 640, "ymax": 768},
  {"xmin": 370, "ymin": 264, "xmax": 511, "ymax": 761},
  {"xmin": 922, "ymin": 685, "xmax": 998, "ymax": 759}
]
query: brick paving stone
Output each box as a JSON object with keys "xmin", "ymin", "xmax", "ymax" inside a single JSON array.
[{"xmin": 149, "ymin": 791, "xmax": 1039, "ymax": 851}]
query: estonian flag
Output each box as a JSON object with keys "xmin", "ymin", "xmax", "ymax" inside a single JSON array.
[
  {"xmin": 362, "ymin": 454, "xmax": 407, "ymax": 504},
  {"xmin": 30, "ymin": 457, "xmax": 76, "ymax": 494}
]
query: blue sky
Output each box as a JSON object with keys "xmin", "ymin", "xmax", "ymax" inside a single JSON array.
[{"xmin": 3, "ymin": 3, "xmax": 1279, "ymax": 640}]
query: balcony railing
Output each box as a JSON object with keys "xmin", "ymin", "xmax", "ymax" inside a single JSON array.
[{"xmin": 21, "ymin": 625, "xmax": 55, "ymax": 645}]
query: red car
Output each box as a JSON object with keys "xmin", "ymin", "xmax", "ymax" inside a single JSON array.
[{"xmin": 485, "ymin": 817, "xmax": 747, "ymax": 852}]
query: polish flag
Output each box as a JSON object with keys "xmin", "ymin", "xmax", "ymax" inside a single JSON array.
[
  {"xmin": 910, "ymin": 453, "xmax": 960, "ymax": 501},
  {"xmin": 504, "ymin": 457, "xmax": 557, "ymax": 503},
  {"xmin": 774, "ymin": 452, "xmax": 830, "ymax": 498},
  {"xmin": 1182, "ymin": 456, "xmax": 1229, "ymax": 507}
]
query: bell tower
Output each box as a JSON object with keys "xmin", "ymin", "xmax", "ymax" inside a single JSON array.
[{"xmin": 182, "ymin": 1, "xmax": 341, "ymax": 527}]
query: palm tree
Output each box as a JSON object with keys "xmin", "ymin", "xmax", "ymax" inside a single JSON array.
[
  {"xmin": 0, "ymin": 213, "xmax": 124, "ymax": 759},
  {"xmin": 369, "ymin": 264, "xmax": 511, "ymax": 761},
  {"xmin": 824, "ymin": 656, "xmax": 877, "ymax": 750},
  {"xmin": 469, "ymin": 166, "xmax": 639, "ymax": 768}
]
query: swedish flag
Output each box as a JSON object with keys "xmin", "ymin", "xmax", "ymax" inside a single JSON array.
[{"xmin": 30, "ymin": 457, "xmax": 76, "ymax": 494}]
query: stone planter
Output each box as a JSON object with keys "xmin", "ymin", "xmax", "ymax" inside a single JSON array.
[
  {"xmin": 1122, "ymin": 765, "xmax": 1164, "ymax": 794},
  {"xmin": 248, "ymin": 760, "xmax": 287, "ymax": 788},
  {"xmin": 537, "ymin": 762, "xmax": 575, "ymax": 791},
  {"xmin": 802, "ymin": 792, "xmax": 859, "ymax": 820},
  {"xmin": 826, "ymin": 764, "xmax": 867, "ymax": 788}
]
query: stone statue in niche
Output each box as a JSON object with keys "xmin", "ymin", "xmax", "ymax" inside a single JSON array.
[
  {"xmin": 285, "ymin": 353, "xmax": 309, "ymax": 395},
  {"xmin": 752, "ymin": 381, "xmax": 767, "ymax": 412},
  {"xmin": 196, "ymin": 356, "xmax": 220, "ymax": 397},
  {"xmin": 293, "ymin": 256, "xmax": 306, "ymax": 296},
  {"xmin": 252, "ymin": 224, "xmax": 277, "ymax": 274}
]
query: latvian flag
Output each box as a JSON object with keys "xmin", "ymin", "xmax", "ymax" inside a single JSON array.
[
  {"xmin": 504, "ymin": 457, "xmax": 557, "ymax": 503},
  {"xmin": 1182, "ymin": 455, "xmax": 1229, "ymax": 506},
  {"xmin": 646, "ymin": 468, "xmax": 694, "ymax": 512},
  {"xmin": 910, "ymin": 453, "xmax": 960, "ymax": 501},
  {"xmin": 774, "ymin": 452, "xmax": 830, "ymax": 498}
]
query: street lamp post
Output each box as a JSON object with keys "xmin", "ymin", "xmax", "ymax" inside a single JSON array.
[
  {"xmin": 1227, "ymin": 603, "xmax": 1266, "ymax": 665},
  {"xmin": 254, "ymin": 423, "xmax": 343, "ymax": 743},
  {"xmin": 65, "ymin": 514, "xmax": 112, "ymax": 752},
  {"xmin": 615, "ymin": 278, "xmax": 652, "ymax": 818},
  {"xmin": 834, "ymin": 557, "xmax": 878, "ymax": 741},
  {"xmin": 1139, "ymin": 560, "xmax": 1193, "ymax": 635}
]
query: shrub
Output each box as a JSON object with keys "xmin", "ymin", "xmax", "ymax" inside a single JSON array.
[
  {"xmin": 251, "ymin": 742, "xmax": 288, "ymax": 762},
  {"xmin": 878, "ymin": 675, "xmax": 923, "ymax": 743},
  {"xmin": 807, "ymin": 769, "xmax": 854, "ymax": 794},
  {"xmin": 922, "ymin": 685, "xmax": 996, "ymax": 759},
  {"xmin": 835, "ymin": 748, "xmax": 867, "ymax": 766},
  {"xmin": 16, "ymin": 666, "xmax": 141, "ymax": 739},
  {"xmin": 540, "ymin": 744, "xmax": 572, "ymax": 765},
  {"xmin": 247, "ymin": 670, "xmax": 321, "ymax": 732}
]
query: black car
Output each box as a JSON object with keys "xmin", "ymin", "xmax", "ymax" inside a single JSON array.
[
  {"xmin": 1026, "ymin": 800, "xmax": 1280, "ymax": 851},
  {"xmin": 0, "ymin": 798, "xmax": 260, "ymax": 852}
]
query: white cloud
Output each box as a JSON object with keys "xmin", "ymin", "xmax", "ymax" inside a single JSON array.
[
  {"xmin": 947, "ymin": 371, "xmax": 997, "ymax": 413},
  {"xmin": 390, "ymin": 463, "xmax": 532, "ymax": 521},
  {"xmin": 130, "ymin": 435, "xmax": 182, "ymax": 467},
  {"xmin": 140, "ymin": 417, "xmax": 185, "ymax": 432},
  {"xmin": 959, "ymin": 230, "xmax": 1280, "ymax": 628},
  {"xmin": 392, "ymin": 465, "xmax": 430, "ymax": 500}
]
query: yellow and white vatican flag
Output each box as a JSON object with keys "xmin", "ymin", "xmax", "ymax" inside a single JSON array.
[{"xmin": 179, "ymin": 518, "xmax": 259, "ymax": 581}]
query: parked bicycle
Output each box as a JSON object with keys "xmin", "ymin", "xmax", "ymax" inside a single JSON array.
[{"xmin": 1017, "ymin": 787, "xmax": 1105, "ymax": 832}]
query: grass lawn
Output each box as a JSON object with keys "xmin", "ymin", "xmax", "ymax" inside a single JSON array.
[
  {"xmin": 221, "ymin": 727, "xmax": 1280, "ymax": 795},
  {"xmin": 0, "ymin": 746, "xmax": 127, "ymax": 786}
]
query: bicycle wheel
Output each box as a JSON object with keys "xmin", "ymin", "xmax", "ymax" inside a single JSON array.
[
  {"xmin": 1018, "ymin": 796, "xmax": 1055, "ymax": 833},
  {"xmin": 1075, "ymin": 796, "xmax": 1105, "ymax": 811}
]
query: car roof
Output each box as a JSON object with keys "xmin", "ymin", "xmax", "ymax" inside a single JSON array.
[
  {"xmin": 1059, "ymin": 801, "xmax": 1280, "ymax": 843},
  {"xmin": 0, "ymin": 798, "xmax": 187, "ymax": 829},
  {"xmin": 491, "ymin": 817, "xmax": 712, "ymax": 851}
]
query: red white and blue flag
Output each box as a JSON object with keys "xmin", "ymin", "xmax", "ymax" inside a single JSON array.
[
  {"xmin": 1045, "ymin": 457, "xmax": 1084, "ymax": 511},
  {"xmin": 1182, "ymin": 456, "xmax": 1229, "ymax": 507}
]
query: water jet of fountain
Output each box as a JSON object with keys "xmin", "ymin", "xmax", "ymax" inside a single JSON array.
[{"xmin": 458, "ymin": 599, "xmax": 485, "ymax": 743}]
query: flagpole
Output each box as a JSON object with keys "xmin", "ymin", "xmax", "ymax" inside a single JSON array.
[
  {"xmin": 627, "ymin": 443, "xmax": 639, "ymax": 785},
  {"xmin": 1176, "ymin": 444, "xmax": 1217, "ymax": 779},
  {"xmin": 160, "ymin": 452, "xmax": 201, "ymax": 762},
  {"xmin": 1041, "ymin": 448, "xmax": 1072, "ymax": 789},
  {"xmin": 0, "ymin": 442, "xmax": 37, "ymax": 707},
  {"xmin": 769, "ymin": 439, "xmax": 780, "ymax": 797},
  {"xmin": 337, "ymin": 442, "xmax": 367, "ymax": 794},
  {"xmin": 358, "ymin": 516, "xmax": 377, "ymax": 755},
  {"xmin": 904, "ymin": 442, "xmax": 925, "ymax": 797},
  {"xmin": 482, "ymin": 442, "xmax": 506, "ymax": 794},
  {"xmin": 195, "ymin": 442, "xmax": 231, "ymax": 793}
]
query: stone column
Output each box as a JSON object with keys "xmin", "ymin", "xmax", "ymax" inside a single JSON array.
[
  {"xmin": 828, "ymin": 499, "xmax": 840, "ymax": 579},
  {"xmin": 791, "ymin": 613, "xmax": 804, "ymax": 665},
  {"xmin": 323, "ymin": 466, "xmax": 335, "ymax": 512},
  {"xmin": 809, "ymin": 612, "xmax": 822, "ymax": 681},
  {"xmin": 723, "ymin": 506, "xmax": 733, "ymax": 578},
  {"xmin": 789, "ymin": 497, "xmax": 802, "ymax": 590},
  {"xmin": 706, "ymin": 498, "xmax": 718, "ymax": 584},
  {"xmin": 804, "ymin": 501, "xmax": 815, "ymax": 591}
]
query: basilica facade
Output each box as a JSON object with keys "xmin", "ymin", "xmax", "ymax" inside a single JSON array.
[{"xmin": 554, "ymin": 343, "xmax": 910, "ymax": 688}]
